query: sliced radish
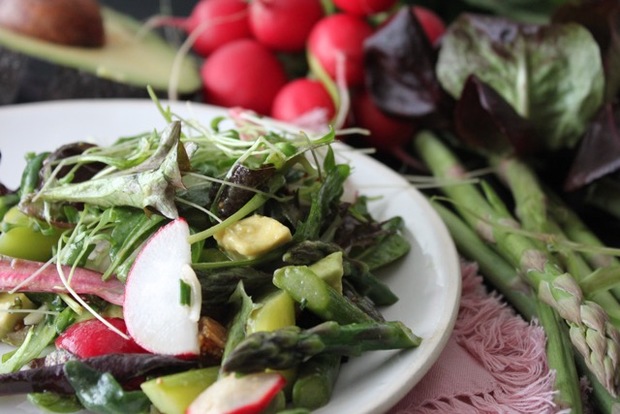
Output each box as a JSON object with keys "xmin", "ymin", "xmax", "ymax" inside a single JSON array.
[
  {"xmin": 55, "ymin": 317, "xmax": 148, "ymax": 358},
  {"xmin": 123, "ymin": 218, "xmax": 201, "ymax": 356},
  {"xmin": 186, "ymin": 372, "xmax": 286, "ymax": 414}
]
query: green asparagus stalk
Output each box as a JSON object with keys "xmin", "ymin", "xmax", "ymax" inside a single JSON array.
[
  {"xmin": 536, "ymin": 301, "xmax": 583, "ymax": 412},
  {"xmin": 431, "ymin": 200, "xmax": 581, "ymax": 410},
  {"xmin": 273, "ymin": 265, "xmax": 374, "ymax": 324},
  {"xmin": 221, "ymin": 320, "xmax": 421, "ymax": 374},
  {"xmin": 431, "ymin": 200, "xmax": 536, "ymax": 318},
  {"xmin": 291, "ymin": 353, "xmax": 341, "ymax": 410},
  {"xmin": 414, "ymin": 130, "xmax": 620, "ymax": 397},
  {"xmin": 494, "ymin": 156, "xmax": 620, "ymax": 327}
]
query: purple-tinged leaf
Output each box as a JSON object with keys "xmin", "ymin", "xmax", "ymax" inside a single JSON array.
[
  {"xmin": 455, "ymin": 75, "xmax": 540, "ymax": 156},
  {"xmin": 0, "ymin": 353, "xmax": 199, "ymax": 396},
  {"xmin": 0, "ymin": 256, "xmax": 124, "ymax": 305},
  {"xmin": 565, "ymin": 103, "xmax": 620, "ymax": 191},
  {"xmin": 363, "ymin": 7, "xmax": 450, "ymax": 120}
]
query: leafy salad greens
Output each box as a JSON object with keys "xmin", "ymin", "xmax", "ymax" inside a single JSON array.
[{"xmin": 0, "ymin": 97, "xmax": 416, "ymax": 414}]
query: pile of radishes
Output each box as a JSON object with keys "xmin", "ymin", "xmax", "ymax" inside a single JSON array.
[{"xmin": 159, "ymin": 0, "xmax": 445, "ymax": 154}]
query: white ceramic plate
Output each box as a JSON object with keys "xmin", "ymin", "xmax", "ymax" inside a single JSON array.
[{"xmin": 0, "ymin": 100, "xmax": 461, "ymax": 414}]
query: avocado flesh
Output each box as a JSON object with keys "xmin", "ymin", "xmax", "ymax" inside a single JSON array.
[{"xmin": 0, "ymin": 7, "xmax": 201, "ymax": 100}]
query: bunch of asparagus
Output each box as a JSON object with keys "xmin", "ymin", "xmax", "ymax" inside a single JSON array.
[{"xmin": 413, "ymin": 130, "xmax": 620, "ymax": 413}]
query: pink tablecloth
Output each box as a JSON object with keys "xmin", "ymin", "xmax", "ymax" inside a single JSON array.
[{"xmin": 389, "ymin": 261, "xmax": 561, "ymax": 414}]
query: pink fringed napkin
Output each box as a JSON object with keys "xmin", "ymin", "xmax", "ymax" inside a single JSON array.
[{"xmin": 389, "ymin": 261, "xmax": 558, "ymax": 414}]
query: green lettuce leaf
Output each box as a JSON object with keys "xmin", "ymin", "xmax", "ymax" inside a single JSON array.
[{"xmin": 436, "ymin": 13, "xmax": 604, "ymax": 150}]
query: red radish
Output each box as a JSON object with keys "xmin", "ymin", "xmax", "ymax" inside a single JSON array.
[
  {"xmin": 201, "ymin": 39, "xmax": 288, "ymax": 115},
  {"xmin": 55, "ymin": 317, "xmax": 148, "ymax": 358},
  {"xmin": 186, "ymin": 372, "xmax": 286, "ymax": 414},
  {"xmin": 248, "ymin": 0, "xmax": 324, "ymax": 52},
  {"xmin": 150, "ymin": 0, "xmax": 251, "ymax": 57},
  {"xmin": 352, "ymin": 89, "xmax": 416, "ymax": 153},
  {"xmin": 271, "ymin": 78, "xmax": 336, "ymax": 123},
  {"xmin": 333, "ymin": 0, "xmax": 397, "ymax": 16},
  {"xmin": 412, "ymin": 6, "xmax": 446, "ymax": 45},
  {"xmin": 307, "ymin": 14, "xmax": 374, "ymax": 87},
  {"xmin": 123, "ymin": 218, "xmax": 202, "ymax": 356}
]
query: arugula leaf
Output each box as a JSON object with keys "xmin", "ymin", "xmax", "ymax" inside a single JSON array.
[
  {"xmin": 0, "ymin": 307, "xmax": 74, "ymax": 375},
  {"xmin": 105, "ymin": 207, "xmax": 165, "ymax": 281},
  {"xmin": 354, "ymin": 217, "xmax": 411, "ymax": 271},
  {"xmin": 28, "ymin": 392, "xmax": 83, "ymax": 413},
  {"xmin": 64, "ymin": 360, "xmax": 150, "ymax": 414},
  {"xmin": 437, "ymin": 13, "xmax": 605, "ymax": 151},
  {"xmin": 222, "ymin": 283, "xmax": 255, "ymax": 362},
  {"xmin": 295, "ymin": 163, "xmax": 350, "ymax": 241}
]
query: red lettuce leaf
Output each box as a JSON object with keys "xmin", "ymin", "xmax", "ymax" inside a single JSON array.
[
  {"xmin": 565, "ymin": 103, "xmax": 620, "ymax": 191},
  {"xmin": 363, "ymin": 7, "xmax": 452, "ymax": 121},
  {"xmin": 455, "ymin": 75, "xmax": 540, "ymax": 156}
]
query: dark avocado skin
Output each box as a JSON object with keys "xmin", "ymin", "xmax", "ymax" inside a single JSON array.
[
  {"xmin": 0, "ymin": 4, "xmax": 202, "ymax": 105},
  {"xmin": 0, "ymin": 46, "xmax": 201, "ymax": 104}
]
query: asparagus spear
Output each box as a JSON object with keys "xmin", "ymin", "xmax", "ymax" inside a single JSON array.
[
  {"xmin": 414, "ymin": 130, "xmax": 620, "ymax": 397},
  {"xmin": 221, "ymin": 320, "xmax": 421, "ymax": 374},
  {"xmin": 291, "ymin": 353, "xmax": 341, "ymax": 410},
  {"xmin": 494, "ymin": 156, "xmax": 620, "ymax": 329},
  {"xmin": 273, "ymin": 265, "xmax": 374, "ymax": 324},
  {"xmin": 431, "ymin": 200, "xmax": 582, "ymax": 411}
]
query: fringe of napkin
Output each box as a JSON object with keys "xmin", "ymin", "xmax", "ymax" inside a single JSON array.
[{"xmin": 401, "ymin": 261, "xmax": 558, "ymax": 414}]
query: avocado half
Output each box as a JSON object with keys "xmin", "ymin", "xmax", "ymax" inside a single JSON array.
[{"xmin": 0, "ymin": 7, "xmax": 202, "ymax": 104}]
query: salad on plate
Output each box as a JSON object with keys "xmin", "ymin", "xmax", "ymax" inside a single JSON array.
[{"xmin": 0, "ymin": 98, "xmax": 424, "ymax": 414}]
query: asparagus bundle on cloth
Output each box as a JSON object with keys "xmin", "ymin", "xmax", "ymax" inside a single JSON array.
[{"xmin": 413, "ymin": 131, "xmax": 620, "ymax": 404}]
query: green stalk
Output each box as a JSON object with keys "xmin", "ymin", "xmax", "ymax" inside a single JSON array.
[
  {"xmin": 431, "ymin": 200, "xmax": 536, "ymax": 318},
  {"xmin": 494, "ymin": 156, "xmax": 620, "ymax": 327},
  {"xmin": 187, "ymin": 193, "xmax": 267, "ymax": 244},
  {"xmin": 536, "ymin": 301, "xmax": 582, "ymax": 412},
  {"xmin": 431, "ymin": 199, "xmax": 581, "ymax": 411},
  {"xmin": 222, "ymin": 320, "xmax": 421, "ymax": 374},
  {"xmin": 414, "ymin": 130, "xmax": 620, "ymax": 397}
]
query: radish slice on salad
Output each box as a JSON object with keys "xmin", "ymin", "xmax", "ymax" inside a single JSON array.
[
  {"xmin": 123, "ymin": 218, "xmax": 201, "ymax": 356},
  {"xmin": 186, "ymin": 372, "xmax": 286, "ymax": 414}
]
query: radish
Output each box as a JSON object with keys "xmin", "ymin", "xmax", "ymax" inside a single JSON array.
[
  {"xmin": 271, "ymin": 78, "xmax": 336, "ymax": 124},
  {"xmin": 412, "ymin": 6, "xmax": 446, "ymax": 45},
  {"xmin": 307, "ymin": 13, "xmax": 374, "ymax": 87},
  {"xmin": 186, "ymin": 372, "xmax": 286, "ymax": 414},
  {"xmin": 248, "ymin": 0, "xmax": 324, "ymax": 52},
  {"xmin": 55, "ymin": 317, "xmax": 148, "ymax": 358},
  {"xmin": 123, "ymin": 218, "xmax": 202, "ymax": 356},
  {"xmin": 201, "ymin": 39, "xmax": 288, "ymax": 115},
  {"xmin": 148, "ymin": 0, "xmax": 251, "ymax": 57},
  {"xmin": 333, "ymin": 0, "xmax": 398, "ymax": 16},
  {"xmin": 351, "ymin": 89, "xmax": 416, "ymax": 153}
]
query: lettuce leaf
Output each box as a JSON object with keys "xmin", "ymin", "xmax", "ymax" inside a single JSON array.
[{"xmin": 437, "ymin": 13, "xmax": 604, "ymax": 151}]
